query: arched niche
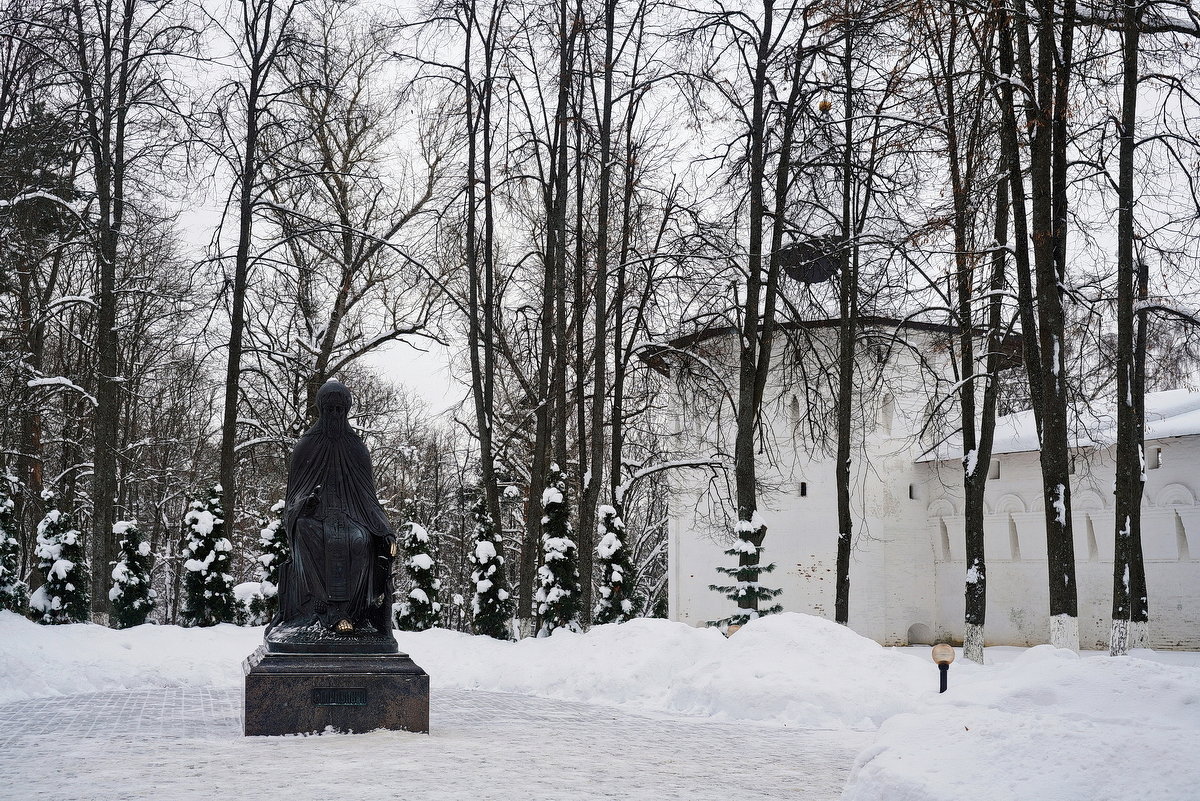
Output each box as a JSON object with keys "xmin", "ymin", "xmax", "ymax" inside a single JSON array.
[
  {"xmin": 1073, "ymin": 489, "xmax": 1106, "ymax": 512},
  {"xmin": 1155, "ymin": 483, "xmax": 1195, "ymax": 509},
  {"xmin": 907, "ymin": 622, "xmax": 934, "ymax": 645},
  {"xmin": 926, "ymin": 499, "xmax": 957, "ymax": 518},
  {"xmin": 992, "ymin": 494, "xmax": 1026, "ymax": 515}
]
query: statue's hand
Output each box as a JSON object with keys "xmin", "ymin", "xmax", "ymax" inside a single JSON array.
[{"xmin": 389, "ymin": 539, "xmax": 398, "ymax": 558}]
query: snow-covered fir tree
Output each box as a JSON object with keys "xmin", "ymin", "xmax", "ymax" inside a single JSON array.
[
  {"xmin": 468, "ymin": 499, "xmax": 513, "ymax": 639},
  {"xmin": 535, "ymin": 464, "xmax": 581, "ymax": 636},
  {"xmin": 395, "ymin": 522, "xmax": 441, "ymax": 631},
  {"xmin": 30, "ymin": 490, "xmax": 89, "ymax": 624},
  {"xmin": 181, "ymin": 484, "xmax": 236, "ymax": 627},
  {"xmin": 250, "ymin": 500, "xmax": 287, "ymax": 623},
  {"xmin": 0, "ymin": 471, "xmax": 29, "ymax": 613},
  {"xmin": 109, "ymin": 520, "xmax": 156, "ymax": 628},
  {"xmin": 594, "ymin": 504, "xmax": 639, "ymax": 625},
  {"xmin": 708, "ymin": 515, "xmax": 782, "ymax": 629}
]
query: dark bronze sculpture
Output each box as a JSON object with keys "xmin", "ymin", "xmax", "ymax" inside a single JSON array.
[
  {"xmin": 245, "ymin": 379, "xmax": 429, "ymax": 735},
  {"xmin": 265, "ymin": 380, "xmax": 398, "ymax": 653}
]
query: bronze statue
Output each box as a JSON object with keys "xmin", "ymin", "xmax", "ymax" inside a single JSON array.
[{"xmin": 265, "ymin": 380, "xmax": 398, "ymax": 652}]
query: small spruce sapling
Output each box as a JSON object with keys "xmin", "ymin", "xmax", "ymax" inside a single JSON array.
[
  {"xmin": 395, "ymin": 522, "xmax": 441, "ymax": 631},
  {"xmin": 708, "ymin": 515, "xmax": 782, "ymax": 629},
  {"xmin": 0, "ymin": 471, "xmax": 29, "ymax": 613},
  {"xmin": 250, "ymin": 500, "xmax": 287, "ymax": 623},
  {"xmin": 468, "ymin": 499, "xmax": 513, "ymax": 639},
  {"xmin": 594, "ymin": 504, "xmax": 639, "ymax": 624},
  {"xmin": 181, "ymin": 484, "xmax": 237, "ymax": 626},
  {"xmin": 535, "ymin": 464, "xmax": 582, "ymax": 636},
  {"xmin": 30, "ymin": 490, "xmax": 89, "ymax": 624},
  {"xmin": 109, "ymin": 520, "xmax": 156, "ymax": 628}
]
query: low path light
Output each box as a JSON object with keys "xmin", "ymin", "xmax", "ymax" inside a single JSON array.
[{"xmin": 931, "ymin": 643, "xmax": 955, "ymax": 693}]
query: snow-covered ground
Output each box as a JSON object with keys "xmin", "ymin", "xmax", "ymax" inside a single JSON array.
[
  {"xmin": 1, "ymin": 610, "xmax": 1197, "ymax": 800},
  {"xmin": 843, "ymin": 645, "xmax": 1200, "ymax": 801}
]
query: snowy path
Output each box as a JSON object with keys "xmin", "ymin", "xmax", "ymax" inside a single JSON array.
[{"xmin": 0, "ymin": 687, "xmax": 870, "ymax": 800}]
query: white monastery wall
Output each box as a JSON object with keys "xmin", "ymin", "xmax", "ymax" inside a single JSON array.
[
  {"xmin": 922, "ymin": 436, "xmax": 1200, "ymax": 649},
  {"xmin": 667, "ymin": 327, "xmax": 1200, "ymax": 649},
  {"xmin": 669, "ymin": 328, "xmax": 944, "ymax": 645}
]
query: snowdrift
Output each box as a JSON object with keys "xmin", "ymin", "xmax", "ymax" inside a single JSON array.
[
  {"xmin": 3, "ymin": 610, "xmax": 1196, "ymax": 800},
  {"xmin": 0, "ymin": 611, "xmax": 929, "ymax": 729},
  {"xmin": 395, "ymin": 613, "xmax": 930, "ymax": 729},
  {"xmin": 841, "ymin": 644, "xmax": 1200, "ymax": 801},
  {"xmin": 0, "ymin": 611, "xmax": 258, "ymax": 704}
]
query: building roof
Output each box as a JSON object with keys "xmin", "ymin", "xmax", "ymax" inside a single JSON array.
[
  {"xmin": 638, "ymin": 316, "xmax": 1020, "ymax": 374},
  {"xmin": 919, "ymin": 389, "xmax": 1200, "ymax": 462}
]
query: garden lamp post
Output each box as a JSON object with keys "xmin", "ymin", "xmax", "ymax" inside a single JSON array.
[{"xmin": 932, "ymin": 643, "xmax": 955, "ymax": 693}]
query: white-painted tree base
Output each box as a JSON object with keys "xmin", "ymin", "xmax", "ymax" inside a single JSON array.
[
  {"xmin": 963, "ymin": 623, "xmax": 984, "ymax": 664},
  {"xmin": 1131, "ymin": 620, "xmax": 1149, "ymax": 649},
  {"xmin": 1050, "ymin": 614, "xmax": 1079, "ymax": 651},
  {"xmin": 1110, "ymin": 618, "xmax": 1129, "ymax": 656}
]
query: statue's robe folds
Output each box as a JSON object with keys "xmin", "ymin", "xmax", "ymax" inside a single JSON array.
[{"xmin": 271, "ymin": 415, "xmax": 394, "ymax": 634}]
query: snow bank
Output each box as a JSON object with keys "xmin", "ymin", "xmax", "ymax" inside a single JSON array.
[
  {"xmin": 3, "ymin": 611, "xmax": 1197, "ymax": 798},
  {"xmin": 0, "ymin": 611, "xmax": 260, "ymax": 704},
  {"xmin": 394, "ymin": 613, "xmax": 929, "ymax": 729},
  {"xmin": 841, "ymin": 645, "xmax": 1200, "ymax": 801},
  {"xmin": 0, "ymin": 611, "xmax": 928, "ymax": 729}
]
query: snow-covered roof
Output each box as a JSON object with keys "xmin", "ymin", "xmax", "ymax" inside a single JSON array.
[
  {"xmin": 919, "ymin": 389, "xmax": 1200, "ymax": 462},
  {"xmin": 639, "ymin": 316, "xmax": 1021, "ymax": 375}
]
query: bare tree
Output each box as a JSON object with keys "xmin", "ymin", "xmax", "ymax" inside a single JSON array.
[{"xmin": 210, "ymin": 0, "xmax": 301, "ymax": 554}]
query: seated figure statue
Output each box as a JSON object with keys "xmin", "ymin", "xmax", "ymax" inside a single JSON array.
[{"xmin": 265, "ymin": 380, "xmax": 398, "ymax": 653}]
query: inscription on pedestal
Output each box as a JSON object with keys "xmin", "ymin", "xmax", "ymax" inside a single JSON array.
[{"xmin": 313, "ymin": 687, "xmax": 367, "ymax": 707}]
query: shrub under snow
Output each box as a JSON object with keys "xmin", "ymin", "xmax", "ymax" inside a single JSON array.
[
  {"xmin": 249, "ymin": 500, "xmax": 287, "ymax": 624},
  {"xmin": 395, "ymin": 522, "xmax": 441, "ymax": 631},
  {"xmin": 108, "ymin": 520, "xmax": 156, "ymax": 629},
  {"xmin": 30, "ymin": 490, "xmax": 89, "ymax": 624},
  {"xmin": 0, "ymin": 471, "xmax": 28, "ymax": 613},
  {"xmin": 709, "ymin": 513, "xmax": 782, "ymax": 629},
  {"xmin": 180, "ymin": 484, "xmax": 236, "ymax": 627},
  {"xmin": 536, "ymin": 464, "xmax": 581, "ymax": 637},
  {"xmin": 468, "ymin": 499, "xmax": 513, "ymax": 639},
  {"xmin": 594, "ymin": 504, "xmax": 638, "ymax": 625}
]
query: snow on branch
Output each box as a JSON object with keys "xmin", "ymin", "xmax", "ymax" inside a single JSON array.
[
  {"xmin": 1136, "ymin": 302, "xmax": 1200, "ymax": 328},
  {"xmin": 0, "ymin": 190, "xmax": 83, "ymax": 217},
  {"xmin": 26, "ymin": 377, "xmax": 97, "ymax": 406},
  {"xmin": 234, "ymin": 436, "xmax": 290, "ymax": 454},
  {"xmin": 46, "ymin": 295, "xmax": 98, "ymax": 311},
  {"xmin": 616, "ymin": 457, "xmax": 727, "ymax": 505},
  {"xmin": 1075, "ymin": 2, "xmax": 1200, "ymax": 37}
]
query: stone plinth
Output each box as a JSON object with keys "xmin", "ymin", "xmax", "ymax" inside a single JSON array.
[{"xmin": 243, "ymin": 647, "xmax": 429, "ymax": 736}]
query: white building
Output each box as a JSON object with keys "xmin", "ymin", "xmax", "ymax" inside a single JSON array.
[{"xmin": 659, "ymin": 320, "xmax": 1200, "ymax": 650}]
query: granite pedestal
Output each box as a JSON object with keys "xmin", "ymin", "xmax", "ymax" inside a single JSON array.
[{"xmin": 243, "ymin": 643, "xmax": 429, "ymax": 736}]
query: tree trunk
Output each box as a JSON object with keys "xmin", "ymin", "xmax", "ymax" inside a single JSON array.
[
  {"xmin": 70, "ymin": 0, "xmax": 137, "ymax": 622},
  {"xmin": 220, "ymin": 1, "xmax": 275, "ymax": 577},
  {"xmin": 464, "ymin": 0, "xmax": 504, "ymax": 536},
  {"xmin": 730, "ymin": 0, "xmax": 778, "ymax": 615},
  {"xmin": 1007, "ymin": 0, "xmax": 1079, "ymax": 648},
  {"xmin": 1129, "ymin": 256, "xmax": 1149, "ymax": 647},
  {"xmin": 1032, "ymin": 0, "xmax": 1080, "ymax": 648},
  {"xmin": 833, "ymin": 5, "xmax": 857, "ymax": 626},
  {"xmin": 1110, "ymin": 0, "xmax": 1142, "ymax": 656},
  {"xmin": 579, "ymin": 0, "xmax": 617, "ymax": 625}
]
